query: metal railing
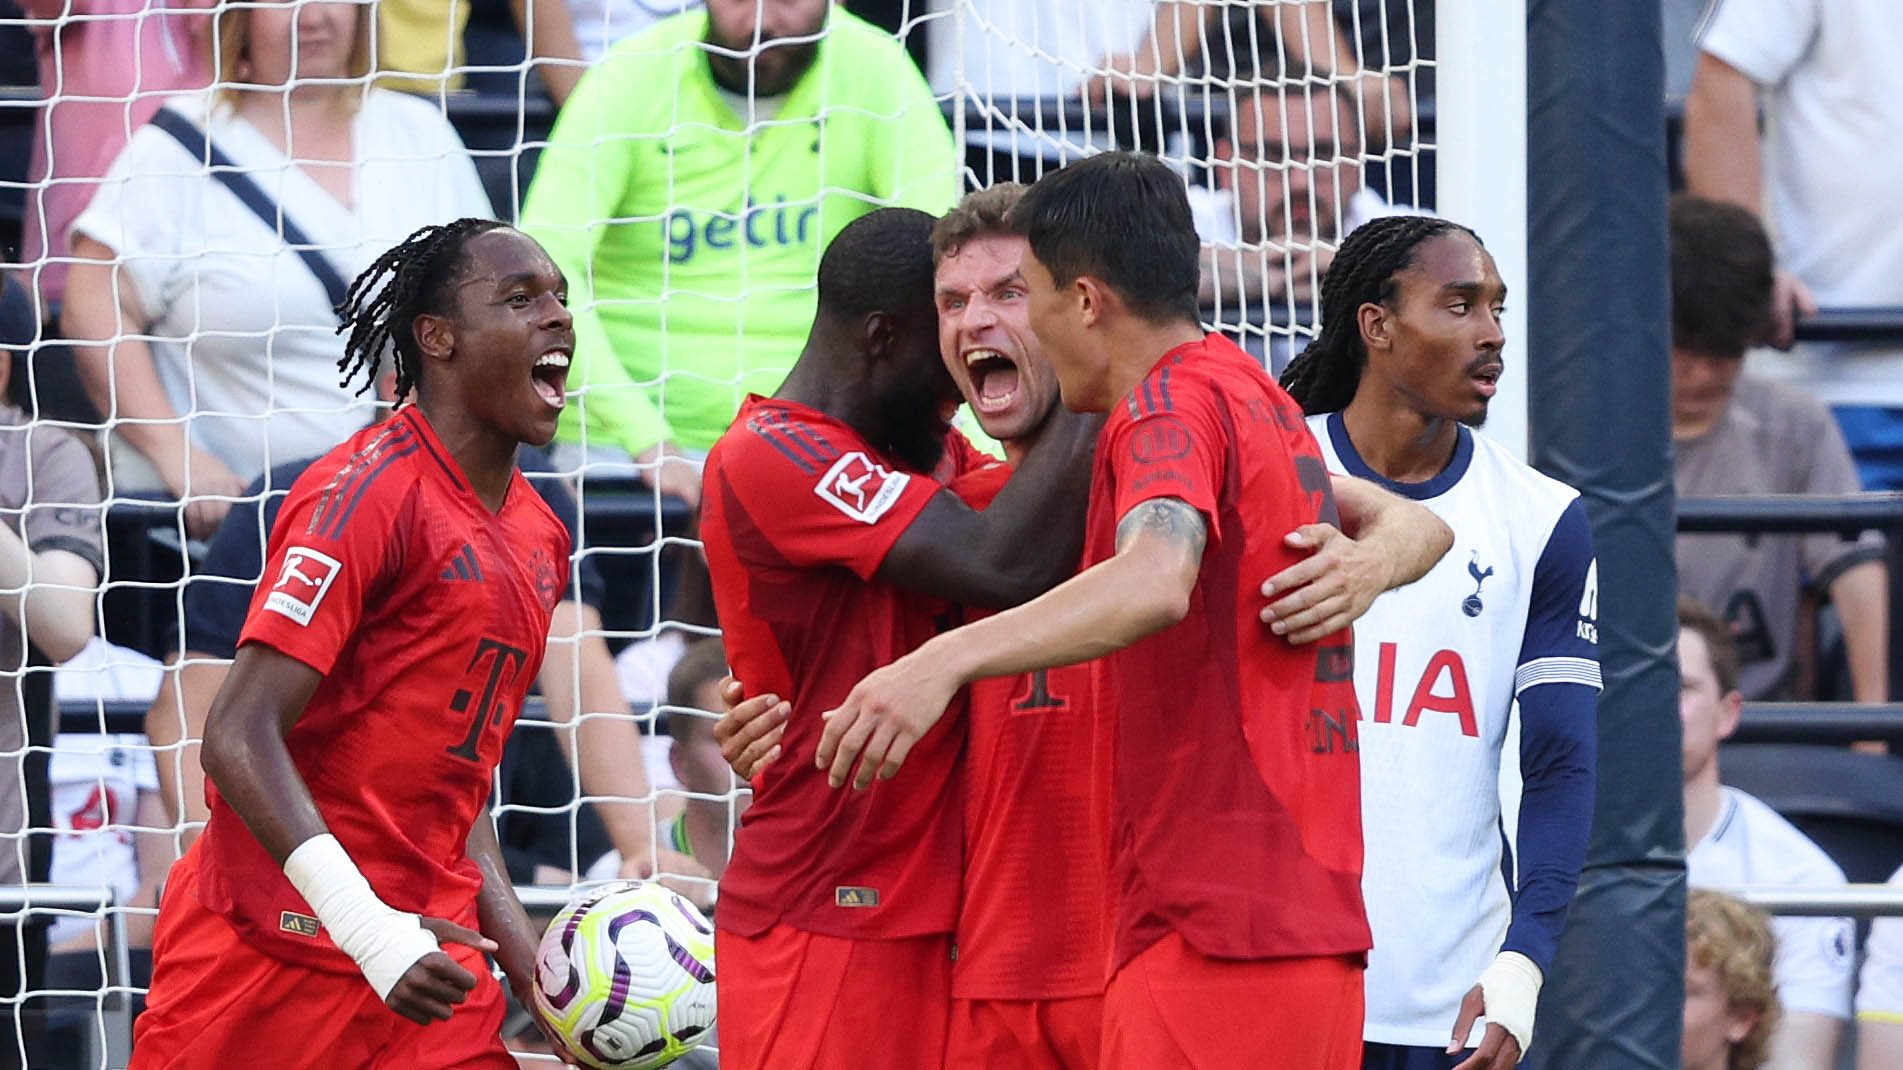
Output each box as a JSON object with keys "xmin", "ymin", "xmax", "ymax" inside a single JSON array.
[
  {"xmin": 1676, "ymin": 492, "xmax": 1903, "ymax": 705},
  {"xmin": 1792, "ymin": 307, "xmax": 1903, "ymax": 344},
  {"xmin": 1724, "ymin": 884, "xmax": 1903, "ymax": 918},
  {"xmin": 1733, "ymin": 703, "xmax": 1903, "ymax": 747},
  {"xmin": 0, "ymin": 884, "xmax": 131, "ymax": 1066}
]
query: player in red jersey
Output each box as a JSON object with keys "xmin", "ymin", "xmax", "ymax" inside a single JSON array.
[
  {"xmin": 131, "ymin": 220, "xmax": 578, "ymax": 1069},
  {"xmin": 716, "ymin": 185, "xmax": 1449, "ymax": 1070},
  {"xmin": 699, "ymin": 207, "xmax": 1101, "ymax": 1070},
  {"xmin": 931, "ymin": 186, "xmax": 1109, "ymax": 1070},
  {"xmin": 818, "ymin": 153, "xmax": 1417, "ymax": 1069}
]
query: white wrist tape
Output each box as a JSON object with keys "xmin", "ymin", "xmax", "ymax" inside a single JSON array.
[
  {"xmin": 283, "ymin": 834, "xmax": 442, "ymax": 1001},
  {"xmin": 1478, "ymin": 951, "xmax": 1543, "ymax": 1055}
]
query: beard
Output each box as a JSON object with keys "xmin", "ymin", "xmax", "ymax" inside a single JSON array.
[
  {"xmin": 705, "ymin": 29, "xmax": 821, "ymax": 97},
  {"xmin": 874, "ymin": 368, "xmax": 954, "ymax": 475}
]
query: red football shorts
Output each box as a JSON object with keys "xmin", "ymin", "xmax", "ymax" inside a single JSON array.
[
  {"xmin": 1101, "ymin": 932, "xmax": 1363, "ymax": 1070},
  {"xmin": 715, "ymin": 922, "xmax": 952, "ymax": 1070},
  {"xmin": 130, "ymin": 847, "xmax": 512, "ymax": 1070},
  {"xmin": 945, "ymin": 995, "xmax": 1104, "ymax": 1070}
]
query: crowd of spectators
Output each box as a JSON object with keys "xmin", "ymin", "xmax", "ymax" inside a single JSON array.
[{"xmin": 0, "ymin": 0, "xmax": 1900, "ymax": 1066}]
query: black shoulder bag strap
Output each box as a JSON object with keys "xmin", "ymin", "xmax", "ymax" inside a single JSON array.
[{"xmin": 148, "ymin": 106, "xmax": 352, "ymax": 317}]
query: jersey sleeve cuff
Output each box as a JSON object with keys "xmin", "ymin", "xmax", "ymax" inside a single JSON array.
[{"xmin": 1514, "ymin": 657, "xmax": 1602, "ymax": 695}]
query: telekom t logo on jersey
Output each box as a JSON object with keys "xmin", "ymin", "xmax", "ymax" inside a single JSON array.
[
  {"xmin": 815, "ymin": 451, "xmax": 911, "ymax": 524},
  {"xmin": 263, "ymin": 546, "xmax": 342, "ymax": 627}
]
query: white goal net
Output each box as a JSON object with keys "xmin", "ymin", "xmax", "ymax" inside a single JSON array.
[{"xmin": 0, "ymin": 0, "xmax": 1431, "ymax": 1064}]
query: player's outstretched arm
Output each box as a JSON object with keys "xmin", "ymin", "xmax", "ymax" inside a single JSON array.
[
  {"xmin": 877, "ymin": 409, "xmax": 1103, "ymax": 609},
  {"xmin": 818, "ymin": 497, "xmax": 1207, "ymax": 789},
  {"xmin": 201, "ymin": 644, "xmax": 491, "ymax": 1020},
  {"xmin": 1259, "ymin": 474, "xmax": 1452, "ymax": 643}
]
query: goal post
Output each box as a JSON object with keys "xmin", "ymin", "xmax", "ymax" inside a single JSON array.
[
  {"xmin": 1523, "ymin": 1, "xmax": 1681, "ymax": 1067},
  {"xmin": 0, "ymin": 0, "xmax": 1678, "ymax": 1065}
]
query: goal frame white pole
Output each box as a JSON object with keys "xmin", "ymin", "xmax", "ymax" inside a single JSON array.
[{"xmin": 1436, "ymin": 0, "xmax": 1530, "ymax": 461}]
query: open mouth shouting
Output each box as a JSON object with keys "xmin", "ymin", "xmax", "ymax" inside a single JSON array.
[
  {"xmin": 532, "ymin": 346, "xmax": 571, "ymax": 411},
  {"xmin": 964, "ymin": 347, "xmax": 1022, "ymax": 418}
]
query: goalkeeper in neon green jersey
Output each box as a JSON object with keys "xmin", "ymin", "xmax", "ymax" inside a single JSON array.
[{"xmin": 520, "ymin": 0, "xmax": 959, "ymax": 502}]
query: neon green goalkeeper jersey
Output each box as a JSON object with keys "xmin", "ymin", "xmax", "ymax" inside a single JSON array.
[{"xmin": 520, "ymin": 9, "xmax": 959, "ymax": 456}]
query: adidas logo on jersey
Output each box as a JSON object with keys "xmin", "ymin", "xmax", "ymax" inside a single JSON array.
[{"xmin": 440, "ymin": 543, "xmax": 484, "ymax": 582}]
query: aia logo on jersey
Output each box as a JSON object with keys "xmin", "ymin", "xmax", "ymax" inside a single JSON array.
[
  {"xmin": 1370, "ymin": 642, "xmax": 1479, "ymax": 737},
  {"xmin": 815, "ymin": 451, "xmax": 910, "ymax": 524},
  {"xmin": 263, "ymin": 546, "xmax": 342, "ymax": 627}
]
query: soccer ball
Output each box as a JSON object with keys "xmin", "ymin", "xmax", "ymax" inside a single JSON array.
[{"xmin": 532, "ymin": 881, "xmax": 717, "ymax": 1069}]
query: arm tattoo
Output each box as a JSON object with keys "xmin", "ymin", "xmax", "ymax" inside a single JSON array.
[{"xmin": 1116, "ymin": 497, "xmax": 1208, "ymax": 560}]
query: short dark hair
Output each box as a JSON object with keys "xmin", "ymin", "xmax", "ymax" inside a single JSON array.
[
  {"xmin": 816, "ymin": 207, "xmax": 940, "ymax": 323},
  {"xmin": 666, "ymin": 637, "xmax": 729, "ymax": 743},
  {"xmin": 1005, "ymin": 152, "xmax": 1201, "ymax": 326},
  {"xmin": 1677, "ymin": 593, "xmax": 1740, "ymax": 697},
  {"xmin": 337, "ymin": 217, "xmax": 508, "ymax": 401},
  {"xmin": 1670, "ymin": 195, "xmax": 1774, "ymax": 359},
  {"xmin": 930, "ymin": 183, "xmax": 1028, "ymax": 266},
  {"xmin": 1279, "ymin": 215, "xmax": 1479, "ymax": 414}
]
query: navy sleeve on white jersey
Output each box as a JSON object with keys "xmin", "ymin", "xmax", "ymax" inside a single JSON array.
[{"xmin": 1505, "ymin": 497, "xmax": 1599, "ymax": 972}]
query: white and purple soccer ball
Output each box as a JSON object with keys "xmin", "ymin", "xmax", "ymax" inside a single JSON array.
[{"xmin": 532, "ymin": 880, "xmax": 717, "ymax": 1069}]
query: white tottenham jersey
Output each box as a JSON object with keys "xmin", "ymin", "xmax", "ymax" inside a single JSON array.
[
  {"xmin": 1690, "ymin": 787, "xmax": 1855, "ymax": 1019},
  {"xmin": 1309, "ymin": 414, "xmax": 1601, "ymax": 1047},
  {"xmin": 1858, "ymin": 863, "xmax": 1903, "ymax": 1023}
]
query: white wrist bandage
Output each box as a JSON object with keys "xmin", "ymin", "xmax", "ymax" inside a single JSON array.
[
  {"xmin": 283, "ymin": 834, "xmax": 441, "ymax": 1001},
  {"xmin": 1478, "ymin": 951, "xmax": 1543, "ymax": 1055}
]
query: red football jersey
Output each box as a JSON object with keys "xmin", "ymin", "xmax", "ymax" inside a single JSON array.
[
  {"xmin": 195, "ymin": 408, "xmax": 570, "ymax": 970},
  {"xmin": 703, "ymin": 396, "xmax": 981, "ymax": 940},
  {"xmin": 1088, "ymin": 334, "xmax": 1369, "ymax": 970},
  {"xmin": 949, "ymin": 463, "xmax": 1112, "ymax": 1001}
]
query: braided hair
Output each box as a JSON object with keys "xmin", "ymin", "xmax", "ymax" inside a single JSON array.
[
  {"xmin": 335, "ymin": 217, "xmax": 507, "ymax": 401},
  {"xmin": 1278, "ymin": 216, "xmax": 1479, "ymax": 415}
]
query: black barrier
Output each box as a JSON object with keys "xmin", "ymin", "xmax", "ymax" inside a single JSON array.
[
  {"xmin": 1793, "ymin": 307, "xmax": 1903, "ymax": 344},
  {"xmin": 1677, "ymin": 493, "xmax": 1903, "ymax": 701},
  {"xmin": 1526, "ymin": 1, "xmax": 1681, "ymax": 1067},
  {"xmin": 1733, "ymin": 703, "xmax": 1903, "ymax": 747}
]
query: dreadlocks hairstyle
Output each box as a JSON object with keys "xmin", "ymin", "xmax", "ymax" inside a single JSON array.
[
  {"xmin": 335, "ymin": 217, "xmax": 508, "ymax": 401},
  {"xmin": 1278, "ymin": 216, "xmax": 1479, "ymax": 415}
]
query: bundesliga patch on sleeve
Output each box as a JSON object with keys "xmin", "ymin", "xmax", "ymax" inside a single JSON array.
[
  {"xmin": 263, "ymin": 546, "xmax": 343, "ymax": 627},
  {"xmin": 815, "ymin": 452, "xmax": 910, "ymax": 524}
]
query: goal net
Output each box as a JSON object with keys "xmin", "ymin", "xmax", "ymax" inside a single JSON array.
[{"xmin": 0, "ymin": 0, "xmax": 1432, "ymax": 1064}]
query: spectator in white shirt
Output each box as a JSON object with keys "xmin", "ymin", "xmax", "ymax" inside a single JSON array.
[
  {"xmin": 1685, "ymin": 0, "xmax": 1903, "ymax": 491},
  {"xmin": 1680, "ymin": 595, "xmax": 1852, "ymax": 1070},
  {"xmin": 1856, "ymin": 861, "xmax": 1903, "ymax": 1070}
]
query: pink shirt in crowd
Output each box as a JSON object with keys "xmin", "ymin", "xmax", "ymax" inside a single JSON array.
[{"xmin": 22, "ymin": 0, "xmax": 213, "ymax": 308}]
